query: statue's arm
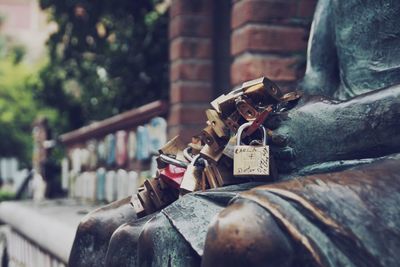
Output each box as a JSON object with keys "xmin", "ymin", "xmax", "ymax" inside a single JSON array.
[
  {"xmin": 268, "ymin": 85, "xmax": 400, "ymax": 172},
  {"xmin": 332, "ymin": 85, "xmax": 400, "ymax": 159},
  {"xmin": 299, "ymin": 0, "xmax": 340, "ymax": 97}
]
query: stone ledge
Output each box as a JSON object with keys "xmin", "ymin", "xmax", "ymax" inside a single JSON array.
[{"xmin": 0, "ymin": 199, "xmax": 100, "ymax": 263}]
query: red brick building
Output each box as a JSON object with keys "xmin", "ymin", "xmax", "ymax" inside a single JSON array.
[{"xmin": 167, "ymin": 0, "xmax": 317, "ymax": 141}]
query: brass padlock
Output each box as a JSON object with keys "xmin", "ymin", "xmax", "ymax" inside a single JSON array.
[
  {"xmin": 222, "ymin": 135, "xmax": 237, "ymax": 159},
  {"xmin": 212, "ymin": 90, "xmax": 243, "ymax": 118},
  {"xmin": 200, "ymin": 144, "xmax": 224, "ymax": 163},
  {"xmin": 203, "ymin": 161, "xmax": 219, "ymax": 189},
  {"xmin": 233, "ymin": 122, "xmax": 270, "ymax": 177},
  {"xmin": 158, "ymin": 135, "xmax": 186, "ymax": 156},
  {"xmin": 223, "ymin": 110, "xmax": 241, "ymax": 133},
  {"xmin": 180, "ymin": 155, "xmax": 203, "ymax": 194},
  {"xmin": 137, "ymin": 189, "xmax": 156, "ymax": 215},
  {"xmin": 130, "ymin": 193, "xmax": 146, "ymax": 217},
  {"xmin": 200, "ymin": 125, "xmax": 225, "ymax": 152},
  {"xmin": 241, "ymin": 77, "xmax": 283, "ymax": 104},
  {"xmin": 205, "ymin": 109, "xmax": 229, "ymax": 138},
  {"xmin": 235, "ymin": 96, "xmax": 259, "ymax": 121},
  {"xmin": 144, "ymin": 178, "xmax": 176, "ymax": 210}
]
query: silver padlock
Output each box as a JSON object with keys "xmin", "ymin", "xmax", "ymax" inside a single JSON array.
[{"xmin": 233, "ymin": 122, "xmax": 269, "ymax": 177}]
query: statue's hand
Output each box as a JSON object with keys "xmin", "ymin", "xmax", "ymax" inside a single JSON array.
[{"xmin": 265, "ymin": 95, "xmax": 339, "ymax": 173}]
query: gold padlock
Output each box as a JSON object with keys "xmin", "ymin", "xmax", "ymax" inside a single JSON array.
[
  {"xmin": 200, "ymin": 144, "xmax": 224, "ymax": 163},
  {"xmin": 242, "ymin": 77, "xmax": 283, "ymax": 104},
  {"xmin": 206, "ymin": 109, "xmax": 229, "ymax": 138},
  {"xmin": 233, "ymin": 122, "xmax": 270, "ymax": 178},
  {"xmin": 200, "ymin": 125, "xmax": 226, "ymax": 152},
  {"xmin": 158, "ymin": 135, "xmax": 186, "ymax": 156},
  {"xmin": 235, "ymin": 96, "xmax": 259, "ymax": 121},
  {"xmin": 212, "ymin": 89, "xmax": 243, "ymax": 118},
  {"xmin": 203, "ymin": 161, "xmax": 219, "ymax": 189},
  {"xmin": 223, "ymin": 110, "xmax": 241, "ymax": 133},
  {"xmin": 180, "ymin": 155, "xmax": 203, "ymax": 194}
]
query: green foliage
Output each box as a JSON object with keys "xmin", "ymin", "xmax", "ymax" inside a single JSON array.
[
  {"xmin": 0, "ymin": 52, "xmax": 59, "ymax": 166},
  {"xmin": 38, "ymin": 0, "xmax": 169, "ymax": 129}
]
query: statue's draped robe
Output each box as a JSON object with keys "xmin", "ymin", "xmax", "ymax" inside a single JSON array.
[{"xmin": 137, "ymin": 154, "xmax": 400, "ymax": 267}]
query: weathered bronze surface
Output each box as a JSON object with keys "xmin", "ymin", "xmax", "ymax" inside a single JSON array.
[
  {"xmin": 69, "ymin": 0, "xmax": 400, "ymax": 266},
  {"xmin": 68, "ymin": 197, "xmax": 141, "ymax": 266},
  {"xmin": 203, "ymin": 154, "xmax": 400, "ymax": 267}
]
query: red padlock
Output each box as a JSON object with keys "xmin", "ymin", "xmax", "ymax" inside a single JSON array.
[{"xmin": 159, "ymin": 164, "xmax": 186, "ymax": 189}]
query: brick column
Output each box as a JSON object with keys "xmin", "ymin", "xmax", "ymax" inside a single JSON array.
[
  {"xmin": 230, "ymin": 0, "xmax": 317, "ymax": 88},
  {"xmin": 168, "ymin": 0, "xmax": 214, "ymax": 142}
]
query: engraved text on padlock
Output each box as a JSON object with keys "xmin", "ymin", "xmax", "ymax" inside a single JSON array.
[{"xmin": 233, "ymin": 122, "xmax": 269, "ymax": 177}]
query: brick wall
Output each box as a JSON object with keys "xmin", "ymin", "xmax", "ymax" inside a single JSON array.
[
  {"xmin": 168, "ymin": 0, "xmax": 317, "ymax": 141},
  {"xmin": 230, "ymin": 0, "xmax": 317, "ymax": 88},
  {"xmin": 168, "ymin": 0, "xmax": 214, "ymax": 142}
]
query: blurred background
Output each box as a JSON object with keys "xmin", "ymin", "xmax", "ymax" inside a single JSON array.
[{"xmin": 0, "ymin": 0, "xmax": 316, "ymax": 266}]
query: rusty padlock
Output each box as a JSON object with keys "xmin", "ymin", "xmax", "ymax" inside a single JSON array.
[
  {"xmin": 233, "ymin": 122, "xmax": 270, "ymax": 178},
  {"xmin": 235, "ymin": 96, "xmax": 259, "ymax": 121},
  {"xmin": 130, "ymin": 193, "xmax": 146, "ymax": 217},
  {"xmin": 144, "ymin": 178, "xmax": 176, "ymax": 210}
]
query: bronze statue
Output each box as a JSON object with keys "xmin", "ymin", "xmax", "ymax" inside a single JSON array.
[{"xmin": 69, "ymin": 0, "xmax": 400, "ymax": 266}]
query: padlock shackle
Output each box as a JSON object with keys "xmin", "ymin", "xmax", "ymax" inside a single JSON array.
[
  {"xmin": 183, "ymin": 147, "xmax": 194, "ymax": 162},
  {"xmin": 236, "ymin": 122, "xmax": 267, "ymax": 146},
  {"xmin": 159, "ymin": 154, "xmax": 189, "ymax": 168}
]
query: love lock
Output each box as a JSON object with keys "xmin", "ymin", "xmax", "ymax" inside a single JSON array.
[
  {"xmin": 233, "ymin": 122, "xmax": 270, "ymax": 178},
  {"xmin": 158, "ymin": 154, "xmax": 187, "ymax": 189}
]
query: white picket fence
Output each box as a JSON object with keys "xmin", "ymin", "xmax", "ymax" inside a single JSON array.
[{"xmin": 4, "ymin": 227, "xmax": 66, "ymax": 267}]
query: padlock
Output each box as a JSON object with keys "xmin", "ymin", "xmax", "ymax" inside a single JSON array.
[
  {"xmin": 130, "ymin": 193, "xmax": 146, "ymax": 217},
  {"xmin": 241, "ymin": 77, "xmax": 283, "ymax": 104},
  {"xmin": 235, "ymin": 96, "xmax": 259, "ymax": 121},
  {"xmin": 244, "ymin": 105, "xmax": 273, "ymax": 137},
  {"xmin": 137, "ymin": 189, "xmax": 156, "ymax": 214},
  {"xmin": 200, "ymin": 144, "xmax": 224, "ymax": 163},
  {"xmin": 223, "ymin": 110, "xmax": 241, "ymax": 133},
  {"xmin": 180, "ymin": 155, "xmax": 204, "ymax": 194},
  {"xmin": 159, "ymin": 163, "xmax": 186, "ymax": 190},
  {"xmin": 158, "ymin": 135, "xmax": 186, "ymax": 156},
  {"xmin": 200, "ymin": 125, "xmax": 226, "ymax": 152},
  {"xmin": 212, "ymin": 90, "xmax": 243, "ymax": 118},
  {"xmin": 205, "ymin": 109, "xmax": 229, "ymax": 138},
  {"xmin": 233, "ymin": 122, "xmax": 270, "ymax": 177},
  {"xmin": 144, "ymin": 178, "xmax": 176, "ymax": 210},
  {"xmin": 203, "ymin": 161, "xmax": 219, "ymax": 189},
  {"xmin": 212, "ymin": 160, "xmax": 244, "ymax": 186},
  {"xmin": 222, "ymin": 135, "xmax": 237, "ymax": 159}
]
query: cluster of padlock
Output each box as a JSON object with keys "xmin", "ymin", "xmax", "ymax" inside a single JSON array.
[{"xmin": 131, "ymin": 77, "xmax": 302, "ymax": 218}]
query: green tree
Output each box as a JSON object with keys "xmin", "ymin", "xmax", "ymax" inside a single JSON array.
[
  {"xmin": 0, "ymin": 51, "xmax": 59, "ymax": 166},
  {"xmin": 38, "ymin": 0, "xmax": 169, "ymax": 130}
]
